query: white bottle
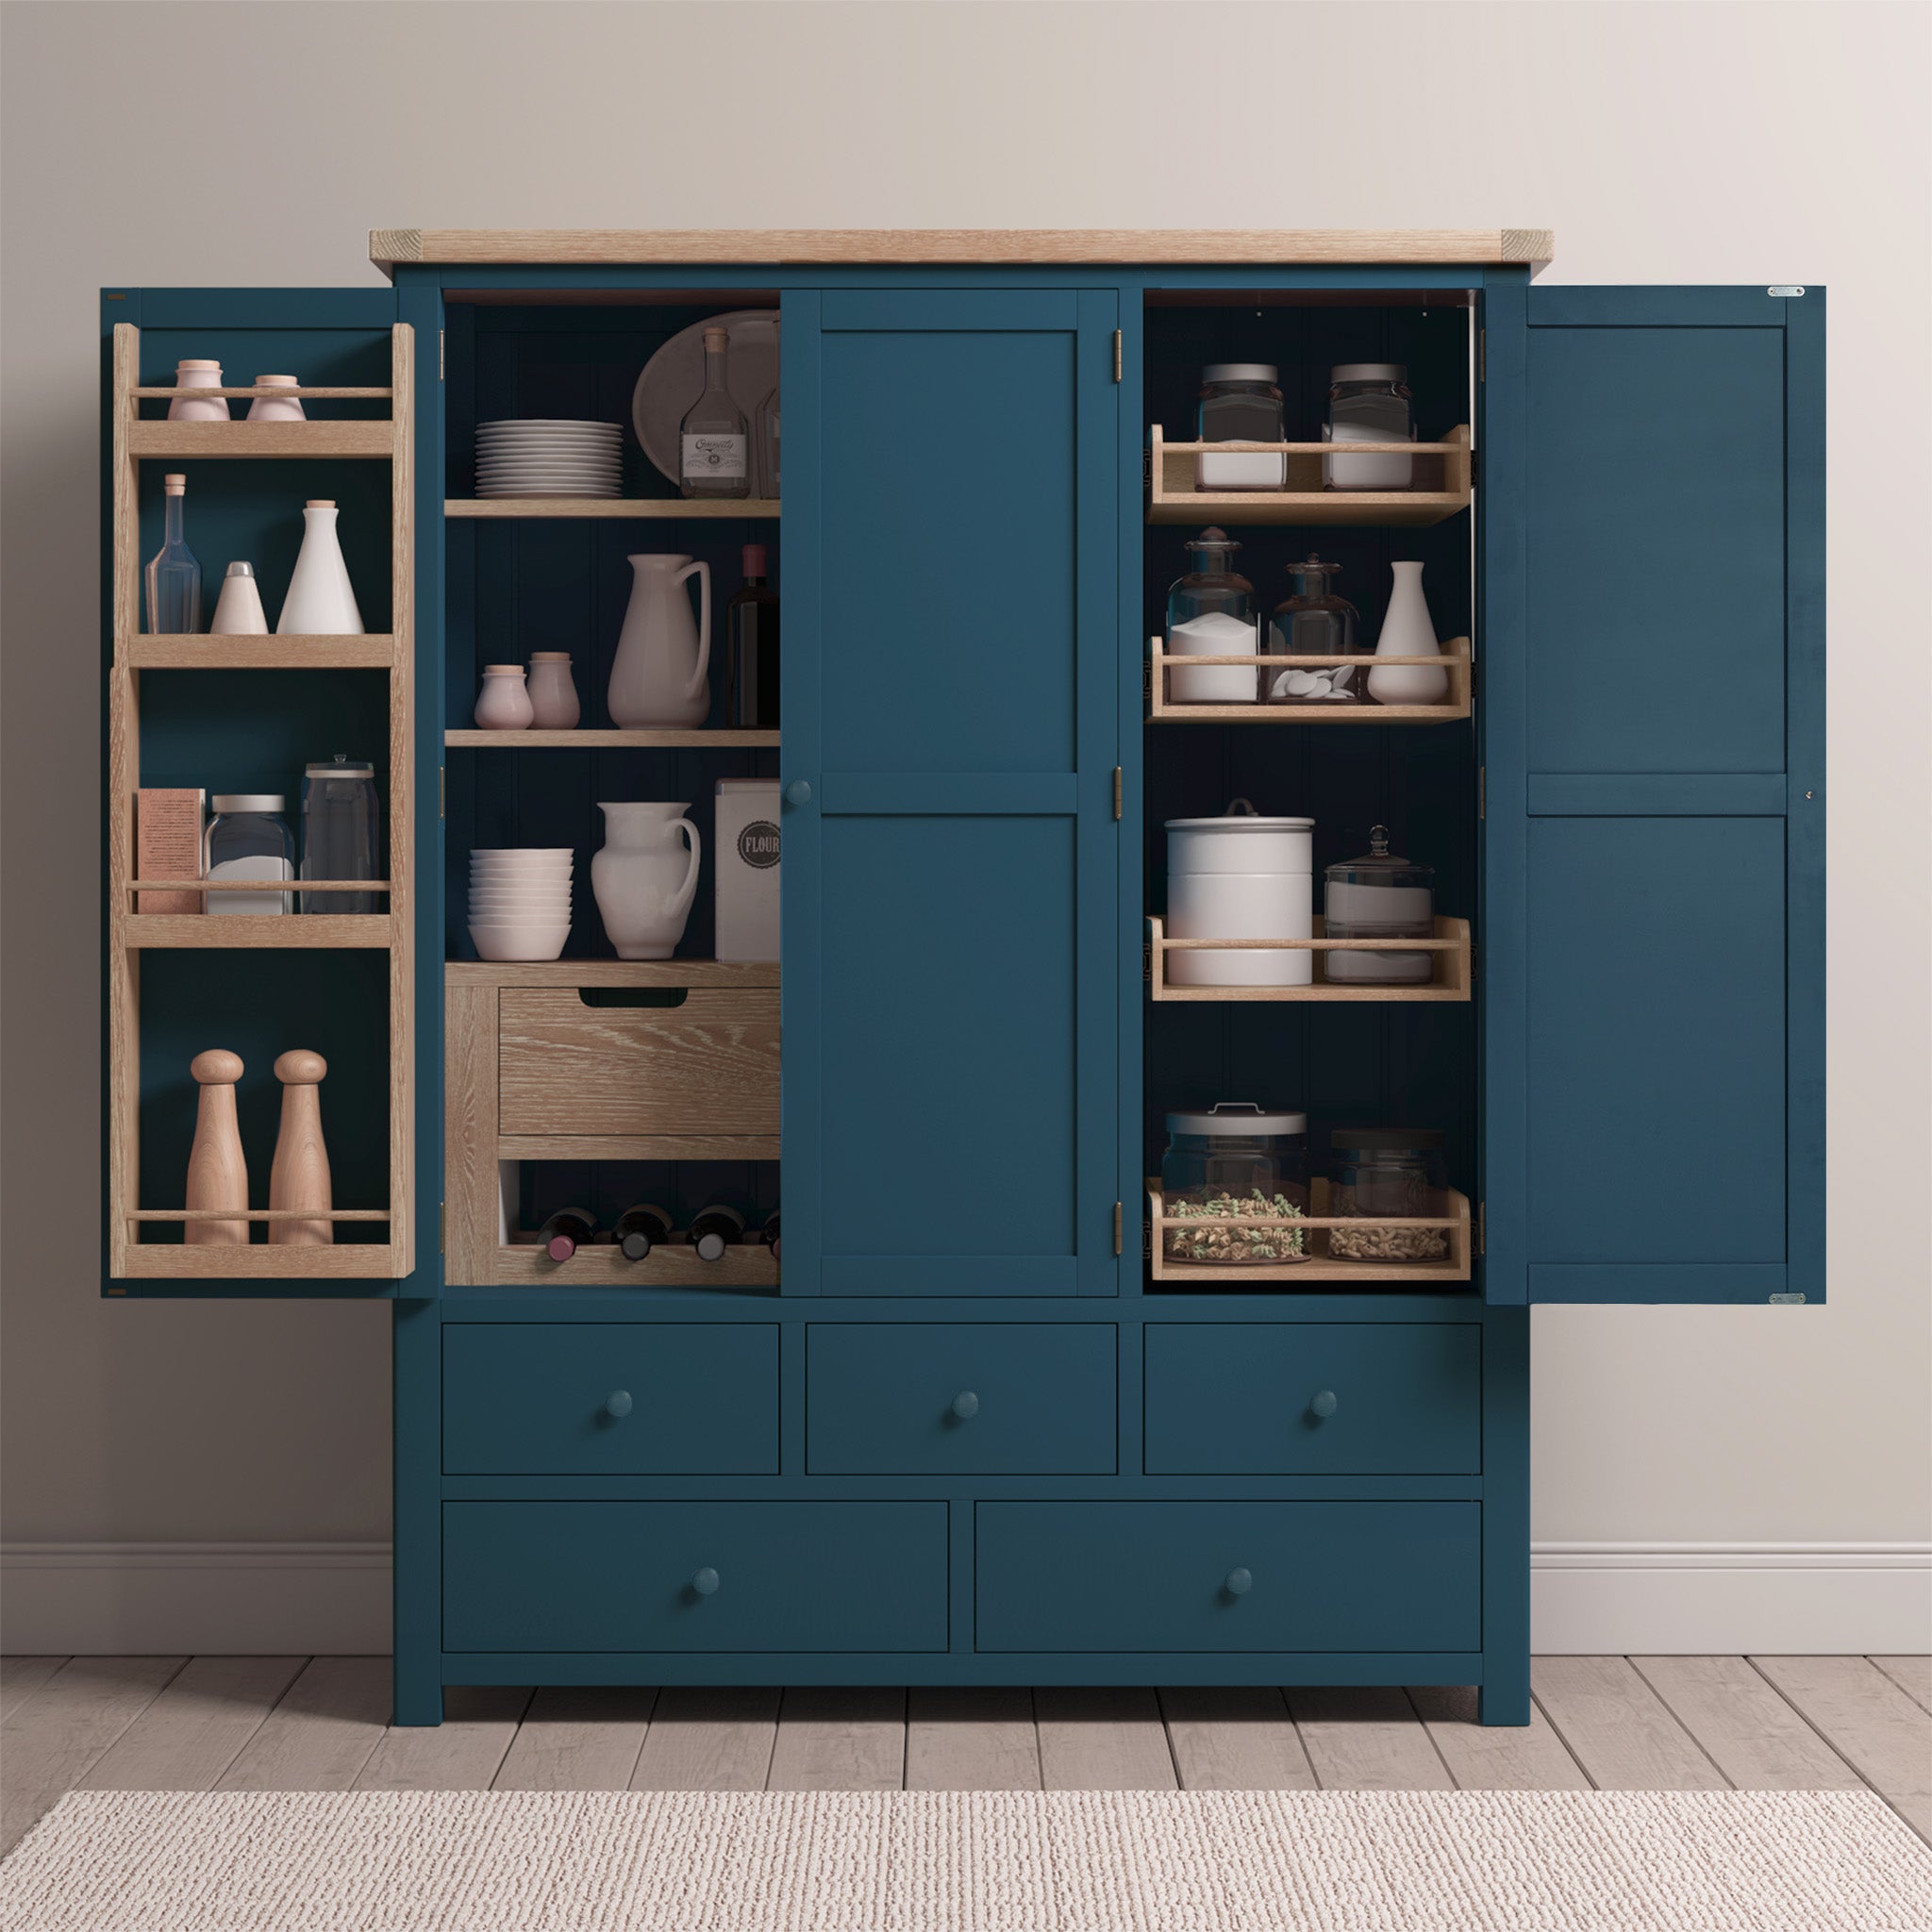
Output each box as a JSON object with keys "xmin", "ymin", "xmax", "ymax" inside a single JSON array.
[
  {"xmin": 277, "ymin": 500, "xmax": 364, "ymax": 635},
  {"xmin": 1366, "ymin": 562, "xmax": 1449, "ymax": 706},
  {"xmin": 209, "ymin": 561, "xmax": 269, "ymax": 635}
]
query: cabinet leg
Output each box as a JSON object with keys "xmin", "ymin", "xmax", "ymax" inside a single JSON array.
[
  {"xmin": 1478, "ymin": 1670, "xmax": 1530, "ymax": 1727},
  {"xmin": 391, "ymin": 1665, "xmax": 443, "ymax": 1728}
]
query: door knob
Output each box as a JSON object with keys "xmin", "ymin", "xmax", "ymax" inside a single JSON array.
[
  {"xmin": 951, "ymin": 1391, "xmax": 980, "ymax": 1420},
  {"xmin": 691, "ymin": 1567, "xmax": 720, "ymax": 1596},
  {"xmin": 1310, "ymin": 1390, "xmax": 1339, "ymax": 1418},
  {"xmin": 1224, "ymin": 1568, "xmax": 1253, "ymax": 1597},
  {"xmin": 605, "ymin": 1391, "xmax": 633, "ymax": 1418},
  {"xmin": 784, "ymin": 779, "xmax": 811, "ymax": 808}
]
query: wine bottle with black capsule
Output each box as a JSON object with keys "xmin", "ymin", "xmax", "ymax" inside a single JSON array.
[
  {"xmin": 614, "ymin": 1203, "xmax": 675, "ymax": 1262},
  {"xmin": 688, "ymin": 1204, "xmax": 746, "ymax": 1262},
  {"xmin": 758, "ymin": 1209, "xmax": 781, "ymax": 1263},
  {"xmin": 537, "ymin": 1207, "xmax": 596, "ymax": 1262}
]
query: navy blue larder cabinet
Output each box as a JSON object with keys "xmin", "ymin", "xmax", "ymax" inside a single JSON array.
[{"xmin": 100, "ymin": 239, "xmax": 1822, "ymax": 1725}]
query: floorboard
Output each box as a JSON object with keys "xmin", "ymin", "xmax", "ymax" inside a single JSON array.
[
  {"xmin": 1036, "ymin": 1687, "xmax": 1177, "ymax": 1790},
  {"xmin": 1632, "ymin": 1656, "xmax": 1865, "ymax": 1791},
  {"xmin": 353, "ymin": 1685, "xmax": 531, "ymax": 1791},
  {"xmin": 1752, "ymin": 1655, "xmax": 1932, "ymax": 1837},
  {"xmin": 492, "ymin": 1685, "xmax": 658, "ymax": 1790},
  {"xmin": 76, "ymin": 1656, "xmax": 302, "ymax": 1792},
  {"xmin": 906, "ymin": 1687, "xmax": 1040, "ymax": 1790},
  {"xmin": 1872, "ymin": 1656, "xmax": 1932, "ymax": 1716},
  {"xmin": 219, "ymin": 1657, "xmax": 393, "ymax": 1790},
  {"xmin": 1531, "ymin": 1656, "xmax": 1728, "ymax": 1790},
  {"xmin": 765, "ymin": 1687, "xmax": 907, "ymax": 1791},
  {"xmin": 0, "ymin": 1657, "xmax": 68, "ymax": 1722},
  {"xmin": 1407, "ymin": 1684, "xmax": 1591, "ymax": 1790},
  {"xmin": 1286, "ymin": 1686, "xmax": 1455, "ymax": 1790},
  {"xmin": 1159, "ymin": 1686, "xmax": 1316, "ymax": 1790},
  {"xmin": 629, "ymin": 1687, "xmax": 778, "ymax": 1791}
]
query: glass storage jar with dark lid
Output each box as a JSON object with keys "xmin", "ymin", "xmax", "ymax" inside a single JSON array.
[
  {"xmin": 1328, "ymin": 1128, "xmax": 1450, "ymax": 1262},
  {"xmin": 1324, "ymin": 363, "xmax": 1415, "ymax": 491},
  {"xmin": 1197, "ymin": 363, "xmax": 1286, "ymax": 491},
  {"xmin": 1160, "ymin": 1102, "xmax": 1307, "ymax": 1266},
  {"xmin": 1323, "ymin": 824, "xmax": 1434, "ymax": 984}
]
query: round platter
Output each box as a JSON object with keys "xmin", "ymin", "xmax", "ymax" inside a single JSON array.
[{"xmin": 632, "ymin": 309, "xmax": 778, "ymax": 488}]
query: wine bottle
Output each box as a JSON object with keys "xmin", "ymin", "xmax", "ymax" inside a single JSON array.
[
  {"xmin": 538, "ymin": 1207, "xmax": 596, "ymax": 1262},
  {"xmin": 725, "ymin": 545, "xmax": 779, "ymax": 729},
  {"xmin": 679, "ymin": 326, "xmax": 749, "ymax": 500},
  {"xmin": 758, "ymin": 1209, "xmax": 781, "ymax": 1264},
  {"xmin": 614, "ymin": 1203, "xmax": 674, "ymax": 1262},
  {"xmin": 688, "ymin": 1204, "xmax": 746, "ymax": 1262}
]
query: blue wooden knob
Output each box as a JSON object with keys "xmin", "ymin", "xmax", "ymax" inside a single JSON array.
[
  {"xmin": 785, "ymin": 779, "xmax": 812, "ymax": 808},
  {"xmin": 605, "ymin": 1391, "xmax": 633, "ymax": 1418},
  {"xmin": 691, "ymin": 1567, "xmax": 720, "ymax": 1596},
  {"xmin": 951, "ymin": 1391, "xmax": 980, "ymax": 1420},
  {"xmin": 1224, "ymin": 1568, "xmax": 1253, "ymax": 1597},
  {"xmin": 1310, "ymin": 1390, "xmax": 1339, "ymax": 1418}
]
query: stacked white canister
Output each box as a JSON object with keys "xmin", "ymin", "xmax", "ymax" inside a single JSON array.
[{"xmin": 1164, "ymin": 801, "xmax": 1314, "ymax": 987}]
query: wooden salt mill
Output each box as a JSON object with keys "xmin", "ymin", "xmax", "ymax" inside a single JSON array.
[
  {"xmin": 270, "ymin": 1050, "xmax": 333, "ymax": 1245},
  {"xmin": 185, "ymin": 1049, "xmax": 249, "ymax": 1244}
]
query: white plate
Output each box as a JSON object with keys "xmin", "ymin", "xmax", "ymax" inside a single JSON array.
[
  {"xmin": 477, "ymin": 420, "xmax": 623, "ymax": 434},
  {"xmin": 475, "ymin": 459, "xmax": 624, "ymax": 474},
  {"xmin": 633, "ymin": 308, "xmax": 778, "ymax": 489},
  {"xmin": 476, "ymin": 441, "xmax": 622, "ymax": 456},
  {"xmin": 475, "ymin": 468, "xmax": 624, "ymax": 482},
  {"xmin": 476, "ymin": 485, "xmax": 622, "ymax": 498}
]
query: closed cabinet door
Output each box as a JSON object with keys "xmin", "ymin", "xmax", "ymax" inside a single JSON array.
[
  {"xmin": 1484, "ymin": 286, "xmax": 1824, "ymax": 1303},
  {"xmin": 782, "ymin": 289, "xmax": 1120, "ymax": 1294}
]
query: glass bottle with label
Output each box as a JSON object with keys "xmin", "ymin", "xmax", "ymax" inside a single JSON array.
[{"xmin": 680, "ymin": 326, "xmax": 750, "ymax": 500}]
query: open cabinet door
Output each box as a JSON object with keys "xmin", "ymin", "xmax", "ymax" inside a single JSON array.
[{"xmin": 1482, "ymin": 285, "xmax": 1824, "ymax": 1305}]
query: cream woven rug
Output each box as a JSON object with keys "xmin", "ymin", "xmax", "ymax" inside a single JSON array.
[{"xmin": 4, "ymin": 1788, "xmax": 1928, "ymax": 1930}]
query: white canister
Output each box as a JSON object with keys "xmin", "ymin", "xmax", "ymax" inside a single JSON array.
[
  {"xmin": 1165, "ymin": 804, "xmax": 1314, "ymax": 987},
  {"xmin": 1165, "ymin": 802, "xmax": 1313, "ymax": 875},
  {"xmin": 714, "ymin": 777, "xmax": 780, "ymax": 963}
]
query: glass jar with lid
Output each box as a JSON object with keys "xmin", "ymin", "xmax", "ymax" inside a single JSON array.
[
  {"xmin": 1165, "ymin": 527, "xmax": 1257, "ymax": 705},
  {"xmin": 300, "ymin": 757, "xmax": 380, "ymax": 914},
  {"xmin": 1323, "ymin": 824, "xmax": 1434, "ymax": 983},
  {"xmin": 1324, "ymin": 363, "xmax": 1415, "ymax": 491},
  {"xmin": 1327, "ymin": 1128, "xmax": 1450, "ymax": 1261},
  {"xmin": 1160, "ymin": 1103, "xmax": 1307, "ymax": 1267},
  {"xmin": 204, "ymin": 794, "xmax": 293, "ymax": 915},
  {"xmin": 1264, "ymin": 554, "xmax": 1366, "ymax": 705},
  {"xmin": 1197, "ymin": 363, "xmax": 1286, "ymax": 491}
]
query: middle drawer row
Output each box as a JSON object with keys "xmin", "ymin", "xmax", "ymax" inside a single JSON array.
[{"xmin": 442, "ymin": 1323, "xmax": 1481, "ymax": 1476}]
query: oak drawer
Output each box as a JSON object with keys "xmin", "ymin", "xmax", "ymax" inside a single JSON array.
[
  {"xmin": 442, "ymin": 1324, "xmax": 777, "ymax": 1475},
  {"xmin": 974, "ymin": 1501, "xmax": 1479, "ymax": 1653},
  {"xmin": 498, "ymin": 988, "xmax": 779, "ymax": 1137},
  {"xmin": 1143, "ymin": 1324, "xmax": 1480, "ymax": 1475},
  {"xmin": 442, "ymin": 1501, "xmax": 948, "ymax": 1652},
  {"xmin": 808, "ymin": 1324, "xmax": 1115, "ymax": 1474}
]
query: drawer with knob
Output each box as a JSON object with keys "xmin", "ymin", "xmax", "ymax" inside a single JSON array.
[
  {"xmin": 974, "ymin": 1501, "xmax": 1479, "ymax": 1653},
  {"xmin": 807, "ymin": 1324, "xmax": 1116, "ymax": 1474},
  {"xmin": 442, "ymin": 1324, "xmax": 778, "ymax": 1475},
  {"xmin": 1143, "ymin": 1324, "xmax": 1481, "ymax": 1475},
  {"xmin": 442, "ymin": 1501, "xmax": 948, "ymax": 1653}
]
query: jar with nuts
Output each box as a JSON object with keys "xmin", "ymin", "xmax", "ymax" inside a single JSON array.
[
  {"xmin": 1160, "ymin": 1103, "xmax": 1309, "ymax": 1267},
  {"xmin": 1327, "ymin": 1128, "xmax": 1451, "ymax": 1262}
]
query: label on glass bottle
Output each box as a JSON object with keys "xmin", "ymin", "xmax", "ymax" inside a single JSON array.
[{"xmin": 682, "ymin": 433, "xmax": 747, "ymax": 481}]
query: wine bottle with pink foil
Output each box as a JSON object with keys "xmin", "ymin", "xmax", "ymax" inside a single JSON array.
[{"xmin": 537, "ymin": 1207, "xmax": 596, "ymax": 1261}]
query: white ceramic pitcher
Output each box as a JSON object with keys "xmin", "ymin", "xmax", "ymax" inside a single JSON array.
[
  {"xmin": 608, "ymin": 553, "xmax": 711, "ymax": 727},
  {"xmin": 591, "ymin": 802, "xmax": 701, "ymax": 958}
]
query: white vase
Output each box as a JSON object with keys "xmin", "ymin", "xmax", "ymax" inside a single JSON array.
[
  {"xmin": 526, "ymin": 652, "xmax": 581, "ymax": 728},
  {"xmin": 209, "ymin": 561, "xmax": 269, "ymax": 635},
  {"xmin": 591, "ymin": 802, "xmax": 702, "ymax": 959},
  {"xmin": 277, "ymin": 500, "xmax": 364, "ymax": 635},
  {"xmin": 608, "ymin": 554, "xmax": 711, "ymax": 727},
  {"xmin": 1366, "ymin": 561, "xmax": 1448, "ymax": 706},
  {"xmin": 474, "ymin": 665, "xmax": 534, "ymax": 730}
]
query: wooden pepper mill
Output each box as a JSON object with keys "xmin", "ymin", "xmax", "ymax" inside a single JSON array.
[
  {"xmin": 185, "ymin": 1049, "xmax": 249, "ymax": 1244},
  {"xmin": 269, "ymin": 1050, "xmax": 333, "ymax": 1245}
]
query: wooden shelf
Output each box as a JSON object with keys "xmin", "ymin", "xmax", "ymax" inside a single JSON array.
[
  {"xmin": 447, "ymin": 728, "xmax": 777, "ymax": 749},
  {"xmin": 493, "ymin": 1239, "xmax": 778, "ymax": 1290},
  {"xmin": 445, "ymin": 498, "xmax": 779, "ymax": 520},
  {"xmin": 117, "ymin": 1243, "xmax": 403, "ymax": 1280},
  {"xmin": 122, "ymin": 635, "xmax": 397, "ymax": 669},
  {"xmin": 1148, "ymin": 636, "xmax": 1471, "ymax": 723},
  {"xmin": 1147, "ymin": 424, "xmax": 1471, "ymax": 525},
  {"xmin": 498, "ymin": 1136, "xmax": 778, "ymax": 1161},
  {"xmin": 128, "ymin": 420, "xmax": 397, "ymax": 459},
  {"xmin": 1148, "ymin": 916, "xmax": 1471, "ymax": 1002},
  {"xmin": 1148, "ymin": 1179, "xmax": 1472, "ymax": 1285},
  {"xmin": 125, "ymin": 914, "xmax": 395, "ymax": 949},
  {"xmin": 446, "ymin": 958, "xmax": 777, "ymax": 989}
]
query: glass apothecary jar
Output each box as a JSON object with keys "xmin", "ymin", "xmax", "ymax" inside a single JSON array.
[
  {"xmin": 1160, "ymin": 1103, "xmax": 1308, "ymax": 1266},
  {"xmin": 1197, "ymin": 363, "xmax": 1286, "ymax": 491},
  {"xmin": 1264, "ymin": 554, "xmax": 1366, "ymax": 705},
  {"xmin": 204, "ymin": 793, "xmax": 293, "ymax": 915},
  {"xmin": 300, "ymin": 757, "xmax": 379, "ymax": 915},
  {"xmin": 1324, "ymin": 363, "xmax": 1415, "ymax": 491},
  {"xmin": 1324, "ymin": 824, "xmax": 1434, "ymax": 983},
  {"xmin": 1166, "ymin": 527, "xmax": 1257, "ymax": 705},
  {"xmin": 1328, "ymin": 1129, "xmax": 1450, "ymax": 1261}
]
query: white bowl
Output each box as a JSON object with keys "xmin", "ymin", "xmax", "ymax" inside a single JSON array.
[
  {"xmin": 470, "ymin": 895, "xmax": 573, "ymax": 913},
  {"xmin": 471, "ymin": 858, "xmax": 574, "ymax": 873},
  {"xmin": 468, "ymin": 921, "xmax": 570, "ymax": 963},
  {"xmin": 471, "ymin": 848, "xmax": 573, "ymax": 862}
]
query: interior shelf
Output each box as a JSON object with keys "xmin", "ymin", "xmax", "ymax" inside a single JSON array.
[
  {"xmin": 1147, "ymin": 916, "xmax": 1471, "ymax": 1003},
  {"xmin": 446, "ymin": 728, "xmax": 777, "ymax": 749},
  {"xmin": 1148, "ymin": 636, "xmax": 1471, "ymax": 723},
  {"xmin": 1147, "ymin": 424, "xmax": 1471, "ymax": 525},
  {"xmin": 445, "ymin": 958, "xmax": 776, "ymax": 989},
  {"xmin": 124, "ymin": 914, "xmax": 395, "ymax": 950},
  {"xmin": 1148, "ymin": 1179, "xmax": 1473, "ymax": 1285},
  {"xmin": 445, "ymin": 498, "xmax": 780, "ymax": 520},
  {"xmin": 122, "ymin": 635, "xmax": 397, "ymax": 670},
  {"xmin": 492, "ymin": 1238, "xmax": 779, "ymax": 1290},
  {"xmin": 128, "ymin": 421, "xmax": 397, "ymax": 459}
]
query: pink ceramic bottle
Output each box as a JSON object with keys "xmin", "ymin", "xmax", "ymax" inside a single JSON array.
[
  {"xmin": 526, "ymin": 653, "xmax": 581, "ymax": 728},
  {"xmin": 247, "ymin": 375, "xmax": 306, "ymax": 423},
  {"xmin": 169, "ymin": 360, "xmax": 230, "ymax": 421},
  {"xmin": 474, "ymin": 665, "xmax": 534, "ymax": 730}
]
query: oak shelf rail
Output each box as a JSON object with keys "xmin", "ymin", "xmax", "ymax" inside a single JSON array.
[
  {"xmin": 447, "ymin": 728, "xmax": 777, "ymax": 749},
  {"xmin": 493, "ymin": 1237, "xmax": 780, "ymax": 1290},
  {"xmin": 1147, "ymin": 915, "xmax": 1472, "ymax": 1002},
  {"xmin": 121, "ymin": 634, "xmax": 398, "ymax": 670},
  {"xmin": 128, "ymin": 421, "xmax": 397, "ymax": 459},
  {"xmin": 1148, "ymin": 635, "xmax": 1472, "ymax": 722},
  {"xmin": 445, "ymin": 498, "xmax": 780, "ymax": 520},
  {"xmin": 124, "ymin": 1208, "xmax": 392, "ymax": 1224},
  {"xmin": 1147, "ymin": 423, "xmax": 1472, "ymax": 525}
]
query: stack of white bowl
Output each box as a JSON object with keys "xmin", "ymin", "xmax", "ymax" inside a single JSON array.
[
  {"xmin": 470, "ymin": 849, "xmax": 573, "ymax": 961},
  {"xmin": 475, "ymin": 420, "xmax": 624, "ymax": 499},
  {"xmin": 1165, "ymin": 804, "xmax": 1315, "ymax": 987}
]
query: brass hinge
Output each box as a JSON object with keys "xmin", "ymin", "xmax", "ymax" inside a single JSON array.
[
  {"xmin": 439, "ymin": 329, "xmax": 444, "ymax": 381},
  {"xmin": 439, "ymin": 765, "xmax": 445, "ymax": 818},
  {"xmin": 1477, "ymin": 1203, "xmax": 1486, "ymax": 1256},
  {"xmin": 1469, "ymin": 446, "xmax": 1479, "ymax": 489},
  {"xmin": 1478, "ymin": 328, "xmax": 1486, "ymax": 384},
  {"xmin": 1112, "ymin": 766, "xmax": 1123, "ymax": 819},
  {"xmin": 1478, "ymin": 766, "xmax": 1486, "ymax": 819},
  {"xmin": 1113, "ymin": 1202, "xmax": 1124, "ymax": 1256},
  {"xmin": 1112, "ymin": 329, "xmax": 1123, "ymax": 382}
]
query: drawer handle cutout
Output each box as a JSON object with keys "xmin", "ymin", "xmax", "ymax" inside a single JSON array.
[
  {"xmin": 1309, "ymin": 1390, "xmax": 1339, "ymax": 1419},
  {"xmin": 577, "ymin": 988, "xmax": 691, "ymax": 1009},
  {"xmin": 691, "ymin": 1567, "xmax": 721, "ymax": 1597},
  {"xmin": 950, "ymin": 1391, "xmax": 980, "ymax": 1421},
  {"xmin": 1223, "ymin": 1568, "xmax": 1253, "ymax": 1598},
  {"xmin": 604, "ymin": 1391, "xmax": 633, "ymax": 1418}
]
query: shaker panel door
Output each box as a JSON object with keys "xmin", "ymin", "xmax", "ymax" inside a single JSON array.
[
  {"xmin": 1483, "ymin": 286, "xmax": 1824, "ymax": 1305},
  {"xmin": 782, "ymin": 288, "xmax": 1120, "ymax": 1294}
]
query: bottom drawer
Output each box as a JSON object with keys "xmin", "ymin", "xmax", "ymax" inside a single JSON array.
[
  {"xmin": 975, "ymin": 1501, "xmax": 1478, "ymax": 1653},
  {"xmin": 444, "ymin": 1501, "xmax": 948, "ymax": 1653}
]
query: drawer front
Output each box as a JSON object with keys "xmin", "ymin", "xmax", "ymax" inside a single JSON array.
[
  {"xmin": 498, "ymin": 988, "xmax": 780, "ymax": 1136},
  {"xmin": 975, "ymin": 1501, "xmax": 1479, "ymax": 1653},
  {"xmin": 443, "ymin": 1501, "xmax": 948, "ymax": 1653},
  {"xmin": 443, "ymin": 1324, "xmax": 777, "ymax": 1475},
  {"xmin": 808, "ymin": 1324, "xmax": 1116, "ymax": 1474},
  {"xmin": 1144, "ymin": 1324, "xmax": 1481, "ymax": 1475}
]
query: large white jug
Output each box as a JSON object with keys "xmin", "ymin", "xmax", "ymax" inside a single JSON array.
[
  {"xmin": 591, "ymin": 802, "xmax": 702, "ymax": 959},
  {"xmin": 608, "ymin": 553, "xmax": 711, "ymax": 727}
]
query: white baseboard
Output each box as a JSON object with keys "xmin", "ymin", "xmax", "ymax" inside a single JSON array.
[{"xmin": 5, "ymin": 1541, "xmax": 1926, "ymax": 1658}]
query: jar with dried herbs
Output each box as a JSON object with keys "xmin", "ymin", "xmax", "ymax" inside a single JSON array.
[
  {"xmin": 1160, "ymin": 1104, "xmax": 1308, "ymax": 1266},
  {"xmin": 1327, "ymin": 1128, "xmax": 1451, "ymax": 1261}
]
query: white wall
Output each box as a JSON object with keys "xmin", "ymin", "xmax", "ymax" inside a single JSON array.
[{"xmin": 4, "ymin": 0, "xmax": 1927, "ymax": 1652}]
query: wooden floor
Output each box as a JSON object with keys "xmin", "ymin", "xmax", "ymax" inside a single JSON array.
[{"xmin": 4, "ymin": 1657, "xmax": 1928, "ymax": 1857}]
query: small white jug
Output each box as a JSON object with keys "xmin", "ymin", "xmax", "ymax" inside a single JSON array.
[{"xmin": 591, "ymin": 802, "xmax": 701, "ymax": 959}]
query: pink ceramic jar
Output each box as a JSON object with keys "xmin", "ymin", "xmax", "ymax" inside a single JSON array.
[
  {"xmin": 169, "ymin": 360, "xmax": 230, "ymax": 421},
  {"xmin": 247, "ymin": 375, "xmax": 306, "ymax": 422},
  {"xmin": 526, "ymin": 652, "xmax": 581, "ymax": 729},
  {"xmin": 474, "ymin": 664, "xmax": 534, "ymax": 730}
]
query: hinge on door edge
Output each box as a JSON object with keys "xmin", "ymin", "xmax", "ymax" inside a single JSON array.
[
  {"xmin": 1478, "ymin": 328, "xmax": 1486, "ymax": 383},
  {"xmin": 1477, "ymin": 1203, "xmax": 1485, "ymax": 1257},
  {"xmin": 1112, "ymin": 330, "xmax": 1123, "ymax": 382},
  {"xmin": 440, "ymin": 1202, "xmax": 445, "ymax": 1255},
  {"xmin": 1113, "ymin": 1202, "xmax": 1124, "ymax": 1256},
  {"xmin": 439, "ymin": 329, "xmax": 445, "ymax": 380},
  {"xmin": 1768, "ymin": 286, "xmax": 1805, "ymax": 298},
  {"xmin": 1478, "ymin": 767, "xmax": 1485, "ymax": 819},
  {"xmin": 439, "ymin": 766, "xmax": 445, "ymax": 818},
  {"xmin": 1770, "ymin": 1292, "xmax": 1807, "ymax": 1304},
  {"xmin": 1112, "ymin": 767, "xmax": 1123, "ymax": 819}
]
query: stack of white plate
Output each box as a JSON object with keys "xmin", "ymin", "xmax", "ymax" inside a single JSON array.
[
  {"xmin": 475, "ymin": 421, "xmax": 624, "ymax": 499},
  {"xmin": 470, "ymin": 848, "xmax": 573, "ymax": 960}
]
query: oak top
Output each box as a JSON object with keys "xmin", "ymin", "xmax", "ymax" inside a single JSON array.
[{"xmin": 369, "ymin": 227, "xmax": 1553, "ymax": 275}]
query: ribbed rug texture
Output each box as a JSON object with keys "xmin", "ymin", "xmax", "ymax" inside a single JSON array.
[{"xmin": 3, "ymin": 1788, "xmax": 1928, "ymax": 1930}]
